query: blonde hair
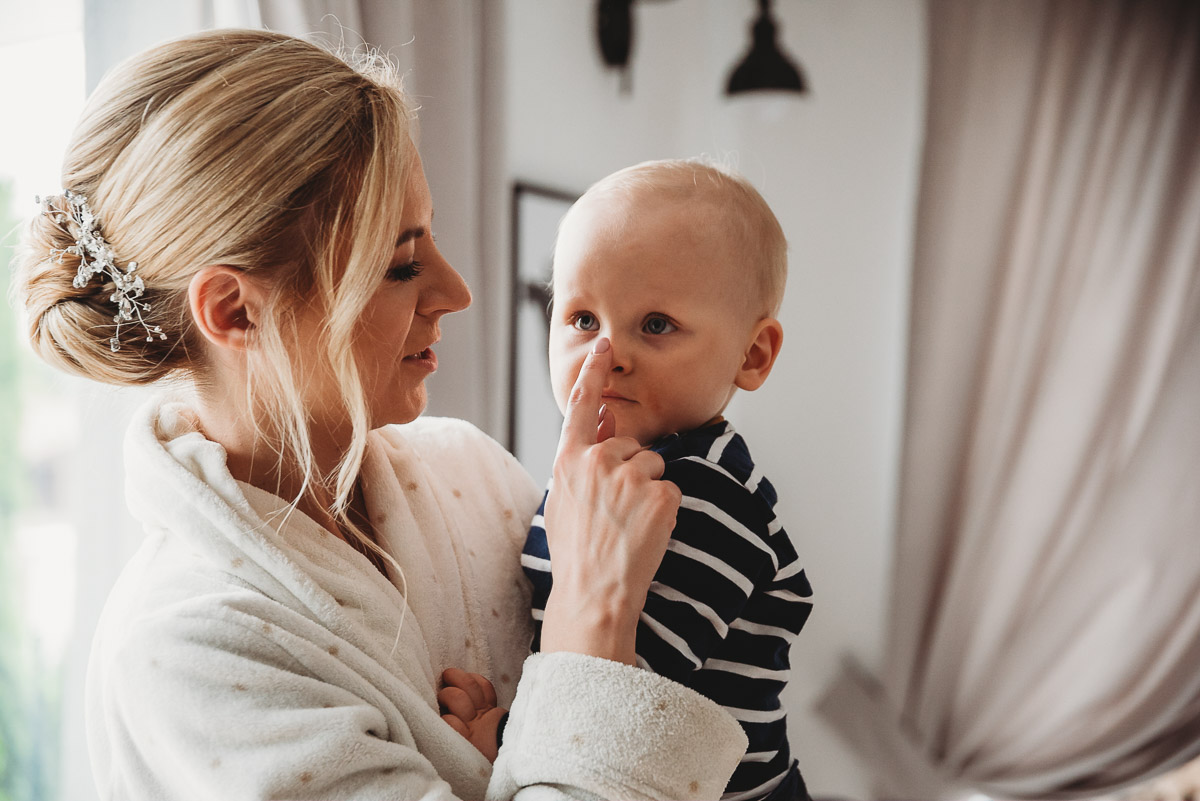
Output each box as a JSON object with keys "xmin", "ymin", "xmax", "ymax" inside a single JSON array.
[
  {"xmin": 561, "ymin": 158, "xmax": 788, "ymax": 317},
  {"xmin": 13, "ymin": 29, "xmax": 413, "ymax": 567}
]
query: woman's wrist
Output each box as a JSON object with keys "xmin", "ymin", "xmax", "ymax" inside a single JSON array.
[{"xmin": 539, "ymin": 575, "xmax": 643, "ymax": 665}]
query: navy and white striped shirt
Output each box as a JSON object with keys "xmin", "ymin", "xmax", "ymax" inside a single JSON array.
[{"xmin": 522, "ymin": 420, "xmax": 813, "ymax": 801}]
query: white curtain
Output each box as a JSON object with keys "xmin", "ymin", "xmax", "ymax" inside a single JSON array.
[
  {"xmin": 817, "ymin": 1, "xmax": 1200, "ymax": 798},
  {"xmin": 83, "ymin": 0, "xmax": 366, "ymax": 88},
  {"xmin": 236, "ymin": 0, "xmax": 363, "ymax": 41}
]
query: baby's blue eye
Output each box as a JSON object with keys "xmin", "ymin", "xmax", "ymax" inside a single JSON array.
[
  {"xmin": 573, "ymin": 313, "xmax": 599, "ymax": 332},
  {"xmin": 643, "ymin": 316, "xmax": 676, "ymax": 335}
]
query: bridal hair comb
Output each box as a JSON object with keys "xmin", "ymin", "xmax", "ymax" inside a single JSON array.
[{"xmin": 37, "ymin": 189, "xmax": 166, "ymax": 353}]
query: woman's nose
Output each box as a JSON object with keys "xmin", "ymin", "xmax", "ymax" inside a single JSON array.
[{"xmin": 422, "ymin": 253, "xmax": 472, "ymax": 317}]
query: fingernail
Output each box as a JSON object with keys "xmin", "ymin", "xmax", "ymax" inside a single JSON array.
[
  {"xmin": 593, "ymin": 338, "xmax": 610, "ymax": 354},
  {"xmin": 598, "ymin": 403, "xmax": 607, "ymax": 418}
]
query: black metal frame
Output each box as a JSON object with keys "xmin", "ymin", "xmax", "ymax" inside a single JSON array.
[{"xmin": 507, "ymin": 181, "xmax": 579, "ymax": 455}]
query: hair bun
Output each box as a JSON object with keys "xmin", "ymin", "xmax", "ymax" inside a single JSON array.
[{"xmin": 13, "ymin": 192, "xmax": 179, "ymax": 385}]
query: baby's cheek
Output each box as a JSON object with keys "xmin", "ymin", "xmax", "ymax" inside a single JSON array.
[{"xmin": 546, "ymin": 352, "xmax": 578, "ymax": 415}]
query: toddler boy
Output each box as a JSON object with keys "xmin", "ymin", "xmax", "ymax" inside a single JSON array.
[{"xmin": 522, "ymin": 159, "xmax": 813, "ymax": 801}]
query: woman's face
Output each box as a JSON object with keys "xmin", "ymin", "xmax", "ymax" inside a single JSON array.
[{"xmin": 301, "ymin": 154, "xmax": 472, "ymax": 432}]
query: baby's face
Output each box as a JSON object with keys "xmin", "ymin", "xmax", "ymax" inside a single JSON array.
[{"xmin": 548, "ymin": 195, "xmax": 759, "ymax": 446}]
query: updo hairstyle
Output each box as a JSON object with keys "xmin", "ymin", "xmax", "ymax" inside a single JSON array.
[{"xmin": 13, "ymin": 28, "xmax": 416, "ymax": 543}]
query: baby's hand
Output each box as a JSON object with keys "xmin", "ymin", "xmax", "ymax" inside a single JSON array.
[{"xmin": 438, "ymin": 668, "xmax": 507, "ymax": 763}]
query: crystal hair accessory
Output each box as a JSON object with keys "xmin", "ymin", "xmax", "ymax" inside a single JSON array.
[{"xmin": 37, "ymin": 189, "xmax": 166, "ymax": 353}]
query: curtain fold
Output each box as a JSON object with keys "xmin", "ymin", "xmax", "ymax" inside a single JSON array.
[
  {"xmin": 818, "ymin": 1, "xmax": 1200, "ymax": 798},
  {"xmin": 245, "ymin": 0, "xmax": 364, "ymax": 45}
]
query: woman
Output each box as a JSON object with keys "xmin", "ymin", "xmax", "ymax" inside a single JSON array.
[{"xmin": 15, "ymin": 28, "xmax": 747, "ymax": 800}]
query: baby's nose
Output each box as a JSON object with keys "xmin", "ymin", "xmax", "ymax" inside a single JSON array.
[{"xmin": 609, "ymin": 344, "xmax": 629, "ymax": 373}]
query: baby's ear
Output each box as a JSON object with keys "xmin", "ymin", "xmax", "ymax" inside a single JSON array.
[{"xmin": 734, "ymin": 317, "xmax": 784, "ymax": 392}]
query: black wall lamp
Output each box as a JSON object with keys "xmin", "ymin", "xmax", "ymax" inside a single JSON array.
[
  {"xmin": 594, "ymin": 0, "xmax": 809, "ymax": 97},
  {"xmin": 727, "ymin": 0, "xmax": 808, "ymax": 96},
  {"xmin": 596, "ymin": 0, "xmax": 636, "ymax": 91}
]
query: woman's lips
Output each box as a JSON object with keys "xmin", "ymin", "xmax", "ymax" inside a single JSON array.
[
  {"xmin": 403, "ymin": 347, "xmax": 437, "ymax": 371},
  {"xmin": 600, "ymin": 392, "xmax": 634, "ymax": 403}
]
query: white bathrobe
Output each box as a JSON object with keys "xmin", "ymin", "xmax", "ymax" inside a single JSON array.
[{"xmin": 86, "ymin": 397, "xmax": 747, "ymax": 801}]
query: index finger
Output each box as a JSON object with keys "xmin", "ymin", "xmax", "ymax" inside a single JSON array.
[{"xmin": 556, "ymin": 338, "xmax": 612, "ymax": 457}]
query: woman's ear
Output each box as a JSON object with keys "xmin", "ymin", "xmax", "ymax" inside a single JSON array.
[
  {"xmin": 734, "ymin": 317, "xmax": 784, "ymax": 392},
  {"xmin": 188, "ymin": 266, "xmax": 264, "ymax": 351}
]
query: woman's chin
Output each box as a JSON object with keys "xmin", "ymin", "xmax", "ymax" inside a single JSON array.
[
  {"xmin": 394, "ymin": 393, "xmax": 428, "ymax": 426},
  {"xmin": 367, "ymin": 390, "xmax": 427, "ymax": 429}
]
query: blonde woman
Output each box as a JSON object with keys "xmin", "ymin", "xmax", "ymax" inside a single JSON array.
[{"xmin": 15, "ymin": 29, "xmax": 747, "ymax": 801}]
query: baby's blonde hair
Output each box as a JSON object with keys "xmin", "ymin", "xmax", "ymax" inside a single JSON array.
[
  {"xmin": 561, "ymin": 158, "xmax": 788, "ymax": 317},
  {"xmin": 13, "ymin": 29, "xmax": 413, "ymax": 564}
]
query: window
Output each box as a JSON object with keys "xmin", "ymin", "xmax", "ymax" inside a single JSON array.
[{"xmin": 1, "ymin": 3, "xmax": 89, "ymax": 799}]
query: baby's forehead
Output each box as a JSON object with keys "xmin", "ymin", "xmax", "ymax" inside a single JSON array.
[
  {"xmin": 608, "ymin": 177, "xmax": 725, "ymax": 210},
  {"xmin": 560, "ymin": 214, "xmax": 757, "ymax": 314},
  {"xmin": 576, "ymin": 185, "xmax": 733, "ymax": 239}
]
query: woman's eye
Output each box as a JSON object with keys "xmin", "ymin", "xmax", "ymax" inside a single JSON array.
[
  {"xmin": 643, "ymin": 316, "xmax": 676, "ymax": 335},
  {"xmin": 387, "ymin": 260, "xmax": 424, "ymax": 282},
  {"xmin": 572, "ymin": 313, "xmax": 599, "ymax": 332}
]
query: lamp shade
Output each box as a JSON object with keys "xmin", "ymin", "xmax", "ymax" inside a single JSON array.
[
  {"xmin": 597, "ymin": 0, "xmax": 634, "ymax": 68},
  {"xmin": 727, "ymin": 0, "xmax": 807, "ymax": 95}
]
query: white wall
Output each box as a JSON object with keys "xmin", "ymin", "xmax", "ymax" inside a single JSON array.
[{"xmin": 495, "ymin": 2, "xmax": 927, "ymax": 797}]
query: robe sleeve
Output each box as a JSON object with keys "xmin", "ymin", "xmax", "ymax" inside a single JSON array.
[{"xmin": 491, "ymin": 652, "xmax": 748, "ymax": 801}]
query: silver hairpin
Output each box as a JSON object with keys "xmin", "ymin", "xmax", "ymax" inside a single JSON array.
[{"xmin": 37, "ymin": 189, "xmax": 166, "ymax": 352}]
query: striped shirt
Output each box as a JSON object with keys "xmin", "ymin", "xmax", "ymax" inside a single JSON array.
[{"xmin": 522, "ymin": 421, "xmax": 813, "ymax": 801}]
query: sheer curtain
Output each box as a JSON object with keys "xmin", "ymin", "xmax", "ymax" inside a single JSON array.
[{"xmin": 817, "ymin": 1, "xmax": 1200, "ymax": 799}]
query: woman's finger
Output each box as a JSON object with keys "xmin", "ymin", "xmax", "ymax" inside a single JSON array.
[
  {"xmin": 596, "ymin": 402, "xmax": 616, "ymax": 443},
  {"xmin": 557, "ymin": 338, "xmax": 612, "ymax": 458},
  {"xmin": 591, "ymin": 433, "xmax": 645, "ymax": 463},
  {"xmin": 437, "ymin": 686, "xmax": 477, "ymax": 722},
  {"xmin": 627, "ymin": 448, "xmax": 667, "ymax": 480}
]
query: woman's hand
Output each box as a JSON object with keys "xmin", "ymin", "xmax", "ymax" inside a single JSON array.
[
  {"xmin": 438, "ymin": 668, "xmax": 507, "ymax": 763},
  {"xmin": 540, "ymin": 338, "xmax": 682, "ymax": 665}
]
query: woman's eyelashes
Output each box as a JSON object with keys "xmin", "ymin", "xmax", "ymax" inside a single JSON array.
[
  {"xmin": 387, "ymin": 260, "xmax": 424, "ymax": 282},
  {"xmin": 386, "ymin": 228, "xmax": 438, "ymax": 282}
]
